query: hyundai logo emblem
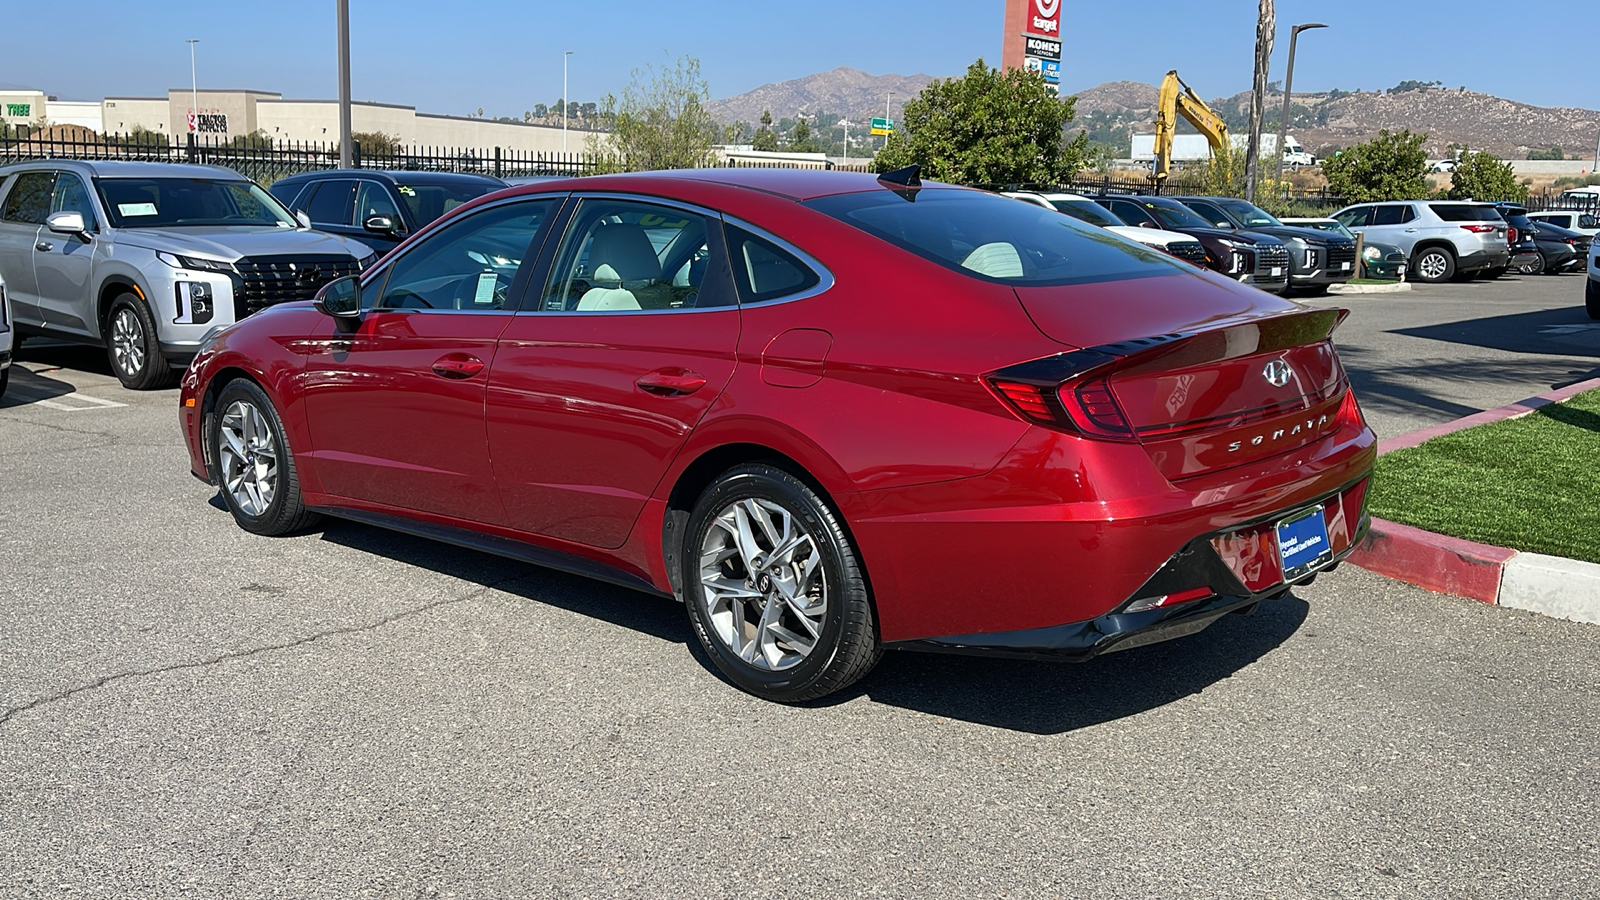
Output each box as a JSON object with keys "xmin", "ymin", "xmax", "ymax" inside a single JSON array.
[{"xmin": 1263, "ymin": 359, "xmax": 1293, "ymax": 388}]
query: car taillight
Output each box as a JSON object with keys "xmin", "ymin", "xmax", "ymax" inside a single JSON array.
[
  {"xmin": 1508, "ymin": 227, "xmax": 1518, "ymax": 243},
  {"xmin": 1062, "ymin": 378, "xmax": 1135, "ymax": 440},
  {"xmin": 1459, "ymin": 224, "xmax": 1496, "ymax": 233}
]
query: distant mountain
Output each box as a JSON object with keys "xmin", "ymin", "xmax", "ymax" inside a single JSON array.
[{"xmin": 708, "ymin": 67, "xmax": 934, "ymax": 128}]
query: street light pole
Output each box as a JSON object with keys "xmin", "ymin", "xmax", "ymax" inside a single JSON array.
[
  {"xmin": 563, "ymin": 51, "xmax": 573, "ymax": 153},
  {"xmin": 884, "ymin": 91, "xmax": 894, "ymax": 150},
  {"xmin": 1275, "ymin": 22, "xmax": 1328, "ymax": 188},
  {"xmin": 337, "ymin": 0, "xmax": 352, "ymax": 168},
  {"xmin": 186, "ymin": 39, "xmax": 199, "ymax": 139}
]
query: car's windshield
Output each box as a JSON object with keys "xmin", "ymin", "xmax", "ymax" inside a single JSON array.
[
  {"xmin": 1051, "ymin": 198, "xmax": 1124, "ymax": 228},
  {"xmin": 96, "ymin": 177, "xmax": 296, "ymax": 228},
  {"xmin": 805, "ymin": 189, "xmax": 1180, "ymax": 287},
  {"xmin": 1143, "ymin": 200, "xmax": 1215, "ymax": 231},
  {"xmin": 1218, "ymin": 199, "xmax": 1283, "ymax": 228},
  {"xmin": 394, "ymin": 181, "xmax": 503, "ymax": 225}
]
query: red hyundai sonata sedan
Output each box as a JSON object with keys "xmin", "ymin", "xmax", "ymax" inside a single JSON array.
[{"xmin": 180, "ymin": 167, "xmax": 1376, "ymax": 702}]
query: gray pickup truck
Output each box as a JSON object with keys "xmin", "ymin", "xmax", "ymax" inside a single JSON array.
[{"xmin": 0, "ymin": 160, "xmax": 376, "ymax": 389}]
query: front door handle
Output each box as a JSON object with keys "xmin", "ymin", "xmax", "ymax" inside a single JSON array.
[
  {"xmin": 431, "ymin": 355, "xmax": 485, "ymax": 379},
  {"xmin": 637, "ymin": 370, "xmax": 707, "ymax": 396},
  {"xmin": 35, "ymin": 240, "xmax": 53, "ymax": 252}
]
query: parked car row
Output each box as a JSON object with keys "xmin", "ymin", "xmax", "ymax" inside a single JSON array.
[{"xmin": 1330, "ymin": 199, "xmax": 1592, "ymax": 284}]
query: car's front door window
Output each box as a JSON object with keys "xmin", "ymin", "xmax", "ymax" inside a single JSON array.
[
  {"xmin": 373, "ymin": 199, "xmax": 558, "ymax": 311},
  {"xmin": 354, "ymin": 181, "xmax": 403, "ymax": 228},
  {"xmin": 49, "ymin": 173, "xmax": 98, "ymax": 228}
]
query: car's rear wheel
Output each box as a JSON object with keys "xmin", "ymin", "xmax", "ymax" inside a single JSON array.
[
  {"xmin": 209, "ymin": 379, "xmax": 321, "ymax": 536},
  {"xmin": 1587, "ymin": 279, "xmax": 1600, "ymax": 320},
  {"xmin": 682, "ymin": 464, "xmax": 879, "ymax": 702},
  {"xmin": 1412, "ymin": 247, "xmax": 1455, "ymax": 283},
  {"xmin": 1517, "ymin": 253, "xmax": 1544, "ymax": 276},
  {"xmin": 106, "ymin": 293, "xmax": 173, "ymax": 390}
]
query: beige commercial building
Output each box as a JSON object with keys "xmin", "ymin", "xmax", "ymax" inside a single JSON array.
[{"xmin": 9, "ymin": 87, "xmax": 597, "ymax": 155}]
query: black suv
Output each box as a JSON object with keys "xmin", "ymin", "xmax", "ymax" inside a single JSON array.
[
  {"xmin": 1170, "ymin": 196, "xmax": 1357, "ymax": 294},
  {"xmin": 1093, "ymin": 195, "xmax": 1291, "ymax": 293},
  {"xmin": 269, "ymin": 170, "xmax": 508, "ymax": 255},
  {"xmin": 1496, "ymin": 203, "xmax": 1590, "ymax": 275}
]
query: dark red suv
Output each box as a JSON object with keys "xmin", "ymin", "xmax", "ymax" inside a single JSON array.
[{"xmin": 180, "ymin": 168, "xmax": 1376, "ymax": 702}]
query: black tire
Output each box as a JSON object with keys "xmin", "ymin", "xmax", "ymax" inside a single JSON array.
[
  {"xmin": 1516, "ymin": 253, "xmax": 1544, "ymax": 276},
  {"xmin": 1411, "ymin": 247, "xmax": 1456, "ymax": 283},
  {"xmin": 105, "ymin": 293, "xmax": 173, "ymax": 390},
  {"xmin": 208, "ymin": 379, "xmax": 321, "ymax": 536},
  {"xmin": 681, "ymin": 464, "xmax": 880, "ymax": 703},
  {"xmin": 1587, "ymin": 279, "xmax": 1600, "ymax": 320},
  {"xmin": 0, "ymin": 366, "xmax": 8, "ymax": 401}
]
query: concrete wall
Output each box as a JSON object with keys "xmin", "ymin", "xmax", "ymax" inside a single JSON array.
[
  {"xmin": 46, "ymin": 101, "xmax": 103, "ymax": 131},
  {"xmin": 1, "ymin": 91, "xmax": 48, "ymax": 127},
  {"xmin": 167, "ymin": 89, "xmax": 279, "ymax": 140},
  {"xmin": 1510, "ymin": 160, "xmax": 1600, "ymax": 176},
  {"xmin": 101, "ymin": 98, "xmax": 171, "ymax": 135}
]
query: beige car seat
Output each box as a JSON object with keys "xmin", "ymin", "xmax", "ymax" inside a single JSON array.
[{"xmin": 577, "ymin": 223, "xmax": 662, "ymax": 311}]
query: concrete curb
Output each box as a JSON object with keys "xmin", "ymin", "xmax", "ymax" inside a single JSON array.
[
  {"xmin": 1328, "ymin": 281, "xmax": 1412, "ymax": 294},
  {"xmin": 1347, "ymin": 378, "xmax": 1600, "ymax": 625}
]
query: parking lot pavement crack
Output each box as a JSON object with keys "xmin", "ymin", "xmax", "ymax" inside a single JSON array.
[{"xmin": 0, "ymin": 576, "xmax": 524, "ymax": 729}]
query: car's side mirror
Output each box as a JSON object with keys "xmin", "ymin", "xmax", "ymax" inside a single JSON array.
[
  {"xmin": 295, "ymin": 210, "xmax": 312, "ymax": 229},
  {"xmin": 46, "ymin": 210, "xmax": 89, "ymax": 238},
  {"xmin": 314, "ymin": 274, "xmax": 363, "ymax": 333},
  {"xmin": 363, "ymin": 215, "xmax": 401, "ymax": 237}
]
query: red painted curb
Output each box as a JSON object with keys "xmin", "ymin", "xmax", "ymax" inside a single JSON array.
[
  {"xmin": 1381, "ymin": 376, "xmax": 1600, "ymax": 454},
  {"xmin": 1347, "ymin": 518, "xmax": 1516, "ymax": 604},
  {"xmin": 1347, "ymin": 377, "xmax": 1600, "ymax": 601}
]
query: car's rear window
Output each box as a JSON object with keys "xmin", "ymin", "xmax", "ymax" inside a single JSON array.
[
  {"xmin": 804, "ymin": 188, "xmax": 1179, "ymax": 286},
  {"xmin": 1430, "ymin": 204, "xmax": 1502, "ymax": 222}
]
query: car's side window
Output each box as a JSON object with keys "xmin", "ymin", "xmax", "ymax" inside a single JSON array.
[
  {"xmin": 354, "ymin": 181, "xmax": 402, "ymax": 228},
  {"xmin": 49, "ymin": 173, "xmax": 98, "ymax": 228},
  {"xmin": 2, "ymin": 172, "xmax": 56, "ymax": 225},
  {"xmin": 1334, "ymin": 207, "xmax": 1370, "ymax": 228},
  {"xmin": 1582, "ymin": 215, "xmax": 1599, "ymax": 230},
  {"xmin": 267, "ymin": 181, "xmax": 303, "ymax": 208},
  {"xmin": 1370, "ymin": 205, "xmax": 1407, "ymax": 226},
  {"xmin": 725, "ymin": 225, "xmax": 822, "ymax": 304},
  {"xmin": 539, "ymin": 198, "xmax": 733, "ymax": 312},
  {"xmin": 1185, "ymin": 199, "xmax": 1231, "ymax": 228},
  {"xmin": 304, "ymin": 179, "xmax": 355, "ymax": 226},
  {"xmin": 1107, "ymin": 199, "xmax": 1157, "ymax": 229},
  {"xmin": 372, "ymin": 198, "xmax": 556, "ymax": 312}
]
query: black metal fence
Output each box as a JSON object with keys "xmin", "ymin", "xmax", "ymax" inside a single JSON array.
[
  {"xmin": 1524, "ymin": 191, "xmax": 1600, "ymax": 214},
  {"xmin": 0, "ymin": 133, "xmax": 599, "ymax": 185}
]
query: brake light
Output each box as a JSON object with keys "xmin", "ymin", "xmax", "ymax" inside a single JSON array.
[
  {"xmin": 1508, "ymin": 227, "xmax": 1517, "ymax": 243},
  {"xmin": 991, "ymin": 380, "xmax": 1056, "ymax": 425},
  {"xmin": 1459, "ymin": 224, "xmax": 1496, "ymax": 233},
  {"xmin": 1062, "ymin": 378, "xmax": 1135, "ymax": 440}
]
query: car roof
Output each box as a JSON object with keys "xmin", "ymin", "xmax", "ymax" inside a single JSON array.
[
  {"xmin": 0, "ymin": 160, "xmax": 247, "ymax": 180},
  {"xmin": 582, "ymin": 167, "xmax": 940, "ymax": 201},
  {"xmin": 274, "ymin": 169, "xmax": 505, "ymax": 186}
]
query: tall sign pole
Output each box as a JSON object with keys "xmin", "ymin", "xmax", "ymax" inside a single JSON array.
[
  {"xmin": 337, "ymin": 0, "xmax": 353, "ymax": 168},
  {"xmin": 186, "ymin": 40, "xmax": 199, "ymax": 137},
  {"xmin": 1244, "ymin": 0, "xmax": 1275, "ymax": 203},
  {"xmin": 563, "ymin": 51, "xmax": 572, "ymax": 153}
]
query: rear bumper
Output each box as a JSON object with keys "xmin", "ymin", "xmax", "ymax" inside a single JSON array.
[
  {"xmin": 1458, "ymin": 248, "xmax": 1511, "ymax": 272},
  {"xmin": 890, "ymin": 480, "xmax": 1369, "ymax": 660}
]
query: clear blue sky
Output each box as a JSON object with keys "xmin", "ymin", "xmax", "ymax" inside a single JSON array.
[{"xmin": 6, "ymin": 1, "xmax": 1587, "ymax": 114}]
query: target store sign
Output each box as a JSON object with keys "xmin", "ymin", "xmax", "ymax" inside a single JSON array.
[{"xmin": 1030, "ymin": 0, "xmax": 1059, "ymax": 35}]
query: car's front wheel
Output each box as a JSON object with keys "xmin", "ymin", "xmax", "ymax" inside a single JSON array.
[
  {"xmin": 1412, "ymin": 247, "xmax": 1456, "ymax": 283},
  {"xmin": 106, "ymin": 293, "xmax": 173, "ymax": 390},
  {"xmin": 209, "ymin": 379, "xmax": 321, "ymax": 536},
  {"xmin": 682, "ymin": 464, "xmax": 880, "ymax": 702}
]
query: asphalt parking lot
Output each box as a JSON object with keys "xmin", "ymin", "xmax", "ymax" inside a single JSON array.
[{"xmin": 3, "ymin": 272, "xmax": 1598, "ymax": 898}]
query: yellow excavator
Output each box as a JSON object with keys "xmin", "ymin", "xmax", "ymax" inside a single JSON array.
[{"xmin": 1153, "ymin": 70, "xmax": 1231, "ymax": 186}]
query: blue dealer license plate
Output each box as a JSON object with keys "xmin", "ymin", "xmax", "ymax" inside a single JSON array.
[{"xmin": 1276, "ymin": 506, "xmax": 1333, "ymax": 581}]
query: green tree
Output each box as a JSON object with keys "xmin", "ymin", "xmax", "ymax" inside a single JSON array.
[
  {"xmin": 873, "ymin": 59, "xmax": 1087, "ymax": 185},
  {"xmin": 588, "ymin": 55, "xmax": 720, "ymax": 172},
  {"xmin": 790, "ymin": 116, "xmax": 818, "ymax": 153},
  {"xmin": 1321, "ymin": 129, "xmax": 1429, "ymax": 202},
  {"xmin": 1449, "ymin": 149, "xmax": 1527, "ymax": 201},
  {"xmin": 226, "ymin": 129, "xmax": 275, "ymax": 150},
  {"xmin": 752, "ymin": 109, "xmax": 778, "ymax": 152},
  {"xmin": 351, "ymin": 131, "xmax": 401, "ymax": 155},
  {"xmin": 1527, "ymin": 146, "xmax": 1565, "ymax": 161}
]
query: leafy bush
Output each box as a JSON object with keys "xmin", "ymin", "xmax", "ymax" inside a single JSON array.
[{"xmin": 1321, "ymin": 129, "xmax": 1429, "ymax": 202}]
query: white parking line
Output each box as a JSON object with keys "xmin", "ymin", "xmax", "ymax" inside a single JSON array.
[{"xmin": 6, "ymin": 388, "xmax": 128, "ymax": 411}]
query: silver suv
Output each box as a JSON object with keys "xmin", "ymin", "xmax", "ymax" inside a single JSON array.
[
  {"xmin": 0, "ymin": 161, "xmax": 377, "ymax": 389},
  {"xmin": 1331, "ymin": 201, "xmax": 1510, "ymax": 283}
]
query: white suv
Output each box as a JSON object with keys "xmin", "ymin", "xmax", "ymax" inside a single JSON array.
[
  {"xmin": 1528, "ymin": 210, "xmax": 1600, "ymax": 238},
  {"xmin": 1332, "ymin": 201, "xmax": 1511, "ymax": 283}
]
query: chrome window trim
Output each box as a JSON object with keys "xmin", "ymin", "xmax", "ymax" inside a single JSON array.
[{"xmin": 719, "ymin": 214, "xmax": 836, "ymax": 308}]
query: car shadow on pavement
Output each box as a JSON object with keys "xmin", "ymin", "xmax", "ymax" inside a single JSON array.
[
  {"xmin": 1336, "ymin": 345, "xmax": 1600, "ymax": 424},
  {"xmin": 300, "ymin": 515, "xmax": 1306, "ymax": 733},
  {"xmin": 1390, "ymin": 303, "xmax": 1600, "ymax": 359},
  {"xmin": 14, "ymin": 340, "xmax": 118, "ymax": 379},
  {"xmin": 839, "ymin": 598, "xmax": 1309, "ymax": 734},
  {"xmin": 0, "ymin": 365, "xmax": 80, "ymax": 408}
]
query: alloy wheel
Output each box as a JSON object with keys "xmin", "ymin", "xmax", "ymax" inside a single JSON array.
[
  {"xmin": 217, "ymin": 399, "xmax": 279, "ymax": 517},
  {"xmin": 1417, "ymin": 252, "xmax": 1448, "ymax": 281},
  {"xmin": 111, "ymin": 308, "xmax": 144, "ymax": 377},
  {"xmin": 698, "ymin": 497, "xmax": 828, "ymax": 671}
]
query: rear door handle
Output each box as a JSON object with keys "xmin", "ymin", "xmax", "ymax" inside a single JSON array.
[
  {"xmin": 431, "ymin": 355, "xmax": 485, "ymax": 379},
  {"xmin": 35, "ymin": 241, "xmax": 53, "ymax": 252},
  {"xmin": 637, "ymin": 370, "xmax": 707, "ymax": 396}
]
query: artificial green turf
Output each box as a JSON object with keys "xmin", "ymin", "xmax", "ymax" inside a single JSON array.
[{"xmin": 1369, "ymin": 388, "xmax": 1600, "ymax": 563}]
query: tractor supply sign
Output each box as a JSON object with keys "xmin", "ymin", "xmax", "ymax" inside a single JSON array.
[
  {"xmin": 1030, "ymin": 0, "xmax": 1059, "ymax": 35},
  {"xmin": 189, "ymin": 110, "xmax": 228, "ymax": 134}
]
